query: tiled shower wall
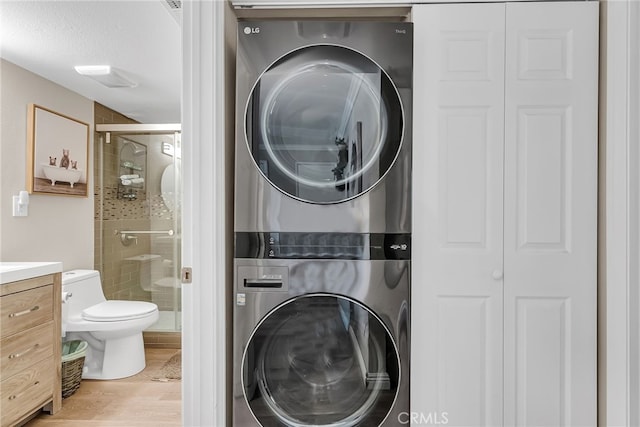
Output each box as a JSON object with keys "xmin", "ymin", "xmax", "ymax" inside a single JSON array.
[{"xmin": 93, "ymin": 103, "xmax": 149, "ymax": 302}]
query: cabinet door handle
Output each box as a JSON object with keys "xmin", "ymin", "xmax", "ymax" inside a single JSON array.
[
  {"xmin": 8, "ymin": 343, "xmax": 40, "ymax": 359},
  {"xmin": 492, "ymin": 270, "xmax": 503, "ymax": 280},
  {"xmin": 7, "ymin": 381, "xmax": 40, "ymax": 401},
  {"xmin": 8, "ymin": 305, "xmax": 40, "ymax": 318}
]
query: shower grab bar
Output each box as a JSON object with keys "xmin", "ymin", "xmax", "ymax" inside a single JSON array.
[{"xmin": 115, "ymin": 229, "xmax": 174, "ymax": 236}]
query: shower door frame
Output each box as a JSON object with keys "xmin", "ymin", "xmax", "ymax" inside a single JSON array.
[
  {"xmin": 96, "ymin": 124, "xmax": 181, "ymax": 133},
  {"xmin": 96, "ymin": 123, "xmax": 182, "ymax": 331}
]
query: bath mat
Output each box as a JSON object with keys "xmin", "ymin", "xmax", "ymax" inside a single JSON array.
[{"xmin": 159, "ymin": 351, "xmax": 182, "ymax": 380}]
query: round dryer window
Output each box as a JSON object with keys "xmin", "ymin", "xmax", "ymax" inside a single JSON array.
[
  {"xmin": 242, "ymin": 294, "xmax": 400, "ymax": 427},
  {"xmin": 245, "ymin": 45, "xmax": 404, "ymax": 204}
]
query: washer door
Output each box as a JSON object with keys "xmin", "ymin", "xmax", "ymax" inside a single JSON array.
[
  {"xmin": 242, "ymin": 294, "xmax": 400, "ymax": 427},
  {"xmin": 245, "ymin": 45, "xmax": 404, "ymax": 204}
]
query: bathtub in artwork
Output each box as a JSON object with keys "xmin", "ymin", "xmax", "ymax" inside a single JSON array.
[{"xmin": 41, "ymin": 164, "xmax": 83, "ymax": 187}]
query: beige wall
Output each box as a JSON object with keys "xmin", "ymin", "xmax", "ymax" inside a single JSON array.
[{"xmin": 0, "ymin": 59, "xmax": 94, "ymax": 270}]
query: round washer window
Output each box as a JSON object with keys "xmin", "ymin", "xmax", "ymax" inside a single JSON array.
[
  {"xmin": 245, "ymin": 45, "xmax": 404, "ymax": 204},
  {"xmin": 242, "ymin": 294, "xmax": 400, "ymax": 427}
]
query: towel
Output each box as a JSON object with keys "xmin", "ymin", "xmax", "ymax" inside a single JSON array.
[{"xmin": 121, "ymin": 178, "xmax": 144, "ymax": 185}]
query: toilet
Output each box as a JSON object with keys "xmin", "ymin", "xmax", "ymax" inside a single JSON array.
[{"xmin": 62, "ymin": 269, "xmax": 159, "ymax": 380}]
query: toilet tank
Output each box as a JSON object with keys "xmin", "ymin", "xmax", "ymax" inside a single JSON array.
[{"xmin": 62, "ymin": 270, "xmax": 106, "ymax": 315}]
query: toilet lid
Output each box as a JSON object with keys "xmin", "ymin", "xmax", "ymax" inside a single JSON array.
[{"xmin": 82, "ymin": 301, "xmax": 158, "ymax": 322}]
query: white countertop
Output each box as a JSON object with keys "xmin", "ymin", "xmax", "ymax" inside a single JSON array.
[{"xmin": 0, "ymin": 262, "xmax": 63, "ymax": 285}]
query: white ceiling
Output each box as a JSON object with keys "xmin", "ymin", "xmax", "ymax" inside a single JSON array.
[{"xmin": 0, "ymin": 0, "xmax": 181, "ymax": 124}]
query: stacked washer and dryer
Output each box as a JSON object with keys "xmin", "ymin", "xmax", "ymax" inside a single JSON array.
[{"xmin": 233, "ymin": 21, "xmax": 413, "ymax": 427}]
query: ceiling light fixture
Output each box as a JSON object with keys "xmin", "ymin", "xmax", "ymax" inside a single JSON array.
[{"xmin": 74, "ymin": 65, "xmax": 137, "ymax": 88}]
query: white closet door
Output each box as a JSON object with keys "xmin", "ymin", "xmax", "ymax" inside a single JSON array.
[
  {"xmin": 412, "ymin": 4, "xmax": 505, "ymax": 426},
  {"xmin": 503, "ymin": 2, "xmax": 598, "ymax": 426}
]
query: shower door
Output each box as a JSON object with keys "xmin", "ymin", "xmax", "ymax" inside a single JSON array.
[{"xmin": 95, "ymin": 124, "xmax": 182, "ymax": 332}]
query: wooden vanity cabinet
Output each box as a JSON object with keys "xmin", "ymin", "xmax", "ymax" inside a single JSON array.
[{"xmin": 0, "ymin": 273, "xmax": 61, "ymax": 427}]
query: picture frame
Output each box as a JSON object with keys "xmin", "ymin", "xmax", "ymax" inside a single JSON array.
[{"xmin": 27, "ymin": 104, "xmax": 90, "ymax": 197}]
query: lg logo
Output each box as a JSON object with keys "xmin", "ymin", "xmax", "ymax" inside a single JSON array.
[{"xmin": 243, "ymin": 26, "xmax": 260, "ymax": 35}]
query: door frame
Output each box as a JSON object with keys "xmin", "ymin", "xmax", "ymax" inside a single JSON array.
[
  {"xmin": 181, "ymin": 1, "xmax": 231, "ymax": 426},
  {"xmin": 181, "ymin": 1, "xmax": 640, "ymax": 426},
  {"xmin": 600, "ymin": 0, "xmax": 640, "ymax": 425}
]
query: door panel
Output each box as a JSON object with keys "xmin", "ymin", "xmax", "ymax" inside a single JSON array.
[
  {"xmin": 439, "ymin": 107, "xmax": 492, "ymax": 249},
  {"xmin": 436, "ymin": 296, "xmax": 497, "ymax": 425},
  {"xmin": 503, "ymin": 2, "xmax": 598, "ymax": 426},
  {"xmin": 514, "ymin": 297, "xmax": 570, "ymax": 426},
  {"xmin": 515, "ymin": 106, "xmax": 571, "ymax": 252},
  {"xmin": 412, "ymin": 4, "xmax": 505, "ymax": 426}
]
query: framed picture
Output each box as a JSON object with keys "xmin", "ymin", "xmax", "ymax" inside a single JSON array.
[{"xmin": 27, "ymin": 104, "xmax": 90, "ymax": 197}]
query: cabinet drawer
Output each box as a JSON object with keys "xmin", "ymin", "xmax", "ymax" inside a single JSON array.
[
  {"xmin": 0, "ymin": 358, "xmax": 53, "ymax": 427},
  {"xmin": 1, "ymin": 322, "xmax": 53, "ymax": 379},
  {"xmin": 0, "ymin": 285, "xmax": 53, "ymax": 339}
]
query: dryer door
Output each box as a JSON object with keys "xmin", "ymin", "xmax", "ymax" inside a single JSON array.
[
  {"xmin": 242, "ymin": 294, "xmax": 400, "ymax": 427},
  {"xmin": 245, "ymin": 45, "xmax": 404, "ymax": 204}
]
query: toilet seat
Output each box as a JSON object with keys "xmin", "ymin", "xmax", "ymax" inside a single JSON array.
[{"xmin": 82, "ymin": 300, "xmax": 158, "ymax": 322}]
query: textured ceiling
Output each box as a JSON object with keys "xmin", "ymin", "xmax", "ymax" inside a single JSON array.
[{"xmin": 0, "ymin": 1, "xmax": 181, "ymax": 124}]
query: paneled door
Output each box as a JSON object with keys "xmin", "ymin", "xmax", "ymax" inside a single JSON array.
[
  {"xmin": 503, "ymin": 3, "xmax": 598, "ymax": 426},
  {"xmin": 412, "ymin": 4, "xmax": 506, "ymax": 426},
  {"xmin": 412, "ymin": 2, "xmax": 598, "ymax": 426}
]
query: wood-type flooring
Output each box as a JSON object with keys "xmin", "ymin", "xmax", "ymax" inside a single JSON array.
[{"xmin": 25, "ymin": 348, "xmax": 181, "ymax": 427}]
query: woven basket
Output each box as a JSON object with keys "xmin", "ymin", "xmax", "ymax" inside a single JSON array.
[
  {"xmin": 61, "ymin": 340, "xmax": 88, "ymax": 399},
  {"xmin": 61, "ymin": 356, "xmax": 85, "ymax": 398}
]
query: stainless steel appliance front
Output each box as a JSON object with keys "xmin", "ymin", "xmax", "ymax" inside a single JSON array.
[
  {"xmin": 235, "ymin": 21, "xmax": 413, "ymax": 233},
  {"xmin": 233, "ymin": 255, "xmax": 410, "ymax": 427}
]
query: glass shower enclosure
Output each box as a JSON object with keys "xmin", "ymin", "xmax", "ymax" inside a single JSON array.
[{"xmin": 95, "ymin": 124, "xmax": 181, "ymax": 332}]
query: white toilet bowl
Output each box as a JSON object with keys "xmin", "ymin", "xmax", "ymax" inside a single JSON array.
[{"xmin": 62, "ymin": 270, "xmax": 159, "ymax": 380}]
